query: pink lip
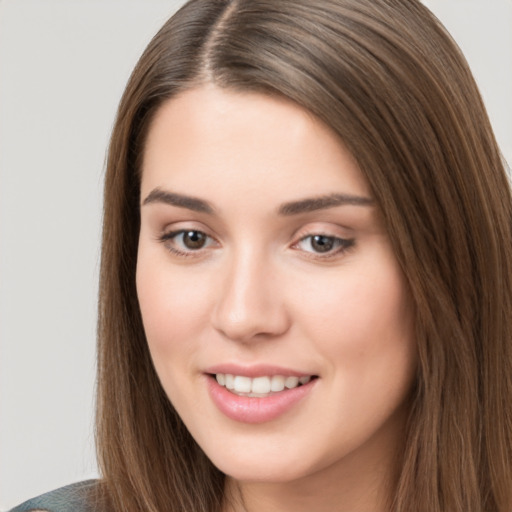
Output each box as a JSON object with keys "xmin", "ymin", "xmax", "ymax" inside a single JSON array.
[{"xmin": 206, "ymin": 374, "xmax": 317, "ymax": 424}]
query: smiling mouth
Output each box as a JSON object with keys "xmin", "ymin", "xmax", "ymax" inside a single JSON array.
[{"xmin": 211, "ymin": 373, "xmax": 318, "ymax": 397}]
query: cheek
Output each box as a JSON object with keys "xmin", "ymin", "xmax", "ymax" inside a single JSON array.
[
  {"xmin": 299, "ymin": 269, "xmax": 410, "ymax": 338},
  {"xmin": 293, "ymin": 256, "xmax": 415, "ymax": 380},
  {"xmin": 135, "ymin": 250, "xmax": 213, "ymax": 369},
  {"xmin": 296, "ymin": 261, "xmax": 416, "ymax": 443}
]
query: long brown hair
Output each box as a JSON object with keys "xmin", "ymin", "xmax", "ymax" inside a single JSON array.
[{"xmin": 96, "ymin": 1, "xmax": 512, "ymax": 510}]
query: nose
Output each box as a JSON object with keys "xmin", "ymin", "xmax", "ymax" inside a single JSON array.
[{"xmin": 211, "ymin": 249, "xmax": 290, "ymax": 343}]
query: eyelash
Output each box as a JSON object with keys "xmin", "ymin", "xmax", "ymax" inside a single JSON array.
[
  {"xmin": 293, "ymin": 233, "xmax": 355, "ymax": 259},
  {"xmin": 158, "ymin": 229, "xmax": 355, "ymax": 260},
  {"xmin": 158, "ymin": 229, "xmax": 218, "ymax": 258}
]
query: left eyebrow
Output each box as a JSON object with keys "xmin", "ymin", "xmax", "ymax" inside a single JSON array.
[{"xmin": 278, "ymin": 193, "xmax": 374, "ymax": 215}]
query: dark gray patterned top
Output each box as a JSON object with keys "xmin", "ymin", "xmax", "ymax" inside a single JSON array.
[{"xmin": 9, "ymin": 480, "xmax": 103, "ymax": 512}]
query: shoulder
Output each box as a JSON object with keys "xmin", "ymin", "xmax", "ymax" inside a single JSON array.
[{"xmin": 8, "ymin": 480, "xmax": 106, "ymax": 512}]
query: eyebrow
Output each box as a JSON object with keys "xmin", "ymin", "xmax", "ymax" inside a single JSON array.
[
  {"xmin": 278, "ymin": 193, "xmax": 374, "ymax": 215},
  {"xmin": 142, "ymin": 188, "xmax": 374, "ymax": 216},
  {"xmin": 142, "ymin": 188, "xmax": 214, "ymax": 214}
]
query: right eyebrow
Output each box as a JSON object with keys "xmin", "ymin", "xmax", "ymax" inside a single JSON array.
[
  {"xmin": 278, "ymin": 193, "xmax": 374, "ymax": 215},
  {"xmin": 142, "ymin": 188, "xmax": 214, "ymax": 214}
]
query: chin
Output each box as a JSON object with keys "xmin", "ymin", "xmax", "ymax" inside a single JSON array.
[
  {"xmin": 201, "ymin": 438, "xmax": 327, "ymax": 484},
  {"xmin": 219, "ymin": 461, "xmax": 308, "ymax": 484}
]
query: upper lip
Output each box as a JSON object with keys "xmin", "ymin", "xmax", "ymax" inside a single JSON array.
[{"xmin": 204, "ymin": 363, "xmax": 316, "ymax": 378}]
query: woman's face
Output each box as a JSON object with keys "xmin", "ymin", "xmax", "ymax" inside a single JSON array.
[{"xmin": 137, "ymin": 86, "xmax": 416, "ymax": 485}]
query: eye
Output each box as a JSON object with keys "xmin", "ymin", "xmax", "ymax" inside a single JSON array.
[
  {"xmin": 177, "ymin": 230, "xmax": 208, "ymax": 249},
  {"xmin": 295, "ymin": 234, "xmax": 354, "ymax": 256},
  {"xmin": 159, "ymin": 229, "xmax": 217, "ymax": 256}
]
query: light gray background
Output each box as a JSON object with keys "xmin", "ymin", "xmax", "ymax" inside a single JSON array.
[{"xmin": 1, "ymin": 0, "xmax": 511, "ymax": 509}]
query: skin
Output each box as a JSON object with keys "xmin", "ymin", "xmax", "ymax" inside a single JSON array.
[{"xmin": 136, "ymin": 85, "xmax": 417, "ymax": 512}]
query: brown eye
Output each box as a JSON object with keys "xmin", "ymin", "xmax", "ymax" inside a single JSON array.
[
  {"xmin": 160, "ymin": 229, "xmax": 216, "ymax": 256},
  {"xmin": 296, "ymin": 234, "xmax": 355, "ymax": 257},
  {"xmin": 182, "ymin": 230, "xmax": 207, "ymax": 249},
  {"xmin": 310, "ymin": 235, "xmax": 335, "ymax": 253}
]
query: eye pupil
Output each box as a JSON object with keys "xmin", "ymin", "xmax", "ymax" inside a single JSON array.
[
  {"xmin": 183, "ymin": 231, "xmax": 206, "ymax": 249},
  {"xmin": 311, "ymin": 235, "xmax": 334, "ymax": 253}
]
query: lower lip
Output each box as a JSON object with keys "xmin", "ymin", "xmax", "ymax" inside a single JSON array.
[{"xmin": 206, "ymin": 376, "xmax": 316, "ymax": 424}]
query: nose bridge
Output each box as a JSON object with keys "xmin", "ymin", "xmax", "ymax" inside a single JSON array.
[{"xmin": 212, "ymin": 244, "xmax": 288, "ymax": 342}]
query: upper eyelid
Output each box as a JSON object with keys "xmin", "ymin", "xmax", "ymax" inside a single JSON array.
[
  {"xmin": 160, "ymin": 228, "xmax": 216, "ymax": 242},
  {"xmin": 160, "ymin": 224, "xmax": 215, "ymax": 239},
  {"xmin": 293, "ymin": 233, "xmax": 354, "ymax": 248},
  {"xmin": 157, "ymin": 223, "xmax": 353, "ymax": 246},
  {"xmin": 291, "ymin": 222, "xmax": 353, "ymax": 240}
]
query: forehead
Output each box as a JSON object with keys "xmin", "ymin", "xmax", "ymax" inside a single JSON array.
[{"xmin": 140, "ymin": 85, "xmax": 370, "ymax": 202}]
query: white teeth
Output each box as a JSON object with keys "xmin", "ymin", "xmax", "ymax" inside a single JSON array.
[
  {"xmin": 270, "ymin": 375, "xmax": 285, "ymax": 392},
  {"xmin": 285, "ymin": 376, "xmax": 299, "ymax": 389},
  {"xmin": 214, "ymin": 373, "xmax": 313, "ymax": 396},
  {"xmin": 225, "ymin": 374, "xmax": 235, "ymax": 390},
  {"xmin": 233, "ymin": 375, "xmax": 252, "ymax": 393},
  {"xmin": 251, "ymin": 376, "xmax": 271, "ymax": 394}
]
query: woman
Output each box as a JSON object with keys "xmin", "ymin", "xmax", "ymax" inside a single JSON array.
[{"xmin": 11, "ymin": 0, "xmax": 512, "ymax": 511}]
